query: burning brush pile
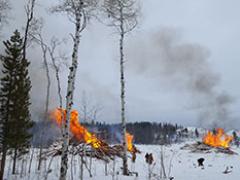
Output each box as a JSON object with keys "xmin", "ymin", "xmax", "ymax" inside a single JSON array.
[
  {"xmin": 182, "ymin": 128, "xmax": 237, "ymax": 155},
  {"xmin": 43, "ymin": 108, "xmax": 140, "ymax": 162}
]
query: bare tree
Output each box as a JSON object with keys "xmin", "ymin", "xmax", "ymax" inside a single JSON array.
[
  {"xmin": 103, "ymin": 0, "xmax": 139, "ymax": 175},
  {"xmin": 35, "ymin": 31, "xmax": 51, "ymax": 171},
  {"xmin": 23, "ymin": 0, "xmax": 36, "ymax": 60},
  {"xmin": 48, "ymin": 37, "xmax": 69, "ymax": 136},
  {"xmin": 38, "ymin": 33, "xmax": 51, "ymax": 125},
  {"xmin": 27, "ymin": 18, "xmax": 52, "ymax": 171},
  {"xmin": 48, "ymin": 37, "xmax": 66, "ymax": 109},
  {"xmin": 79, "ymin": 91, "xmax": 103, "ymax": 124},
  {"xmin": 51, "ymin": 1, "xmax": 99, "ymax": 179}
]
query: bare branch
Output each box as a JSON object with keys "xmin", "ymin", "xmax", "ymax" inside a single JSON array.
[
  {"xmin": 48, "ymin": 37, "xmax": 65, "ymax": 109},
  {"xmin": 102, "ymin": 0, "xmax": 139, "ymax": 33},
  {"xmin": 79, "ymin": 92, "xmax": 103, "ymax": 123},
  {"xmin": 50, "ymin": 0, "xmax": 99, "ymax": 27},
  {"xmin": 23, "ymin": 0, "xmax": 36, "ymax": 60}
]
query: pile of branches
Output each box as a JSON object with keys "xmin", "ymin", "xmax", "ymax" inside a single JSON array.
[
  {"xmin": 43, "ymin": 138, "xmax": 140, "ymax": 162},
  {"xmin": 181, "ymin": 141, "xmax": 237, "ymax": 155}
]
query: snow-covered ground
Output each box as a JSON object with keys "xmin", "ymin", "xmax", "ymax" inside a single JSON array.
[{"xmin": 3, "ymin": 141, "xmax": 240, "ymax": 180}]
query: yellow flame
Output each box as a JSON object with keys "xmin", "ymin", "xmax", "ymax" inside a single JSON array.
[
  {"xmin": 126, "ymin": 132, "xmax": 134, "ymax": 152},
  {"xmin": 203, "ymin": 128, "xmax": 233, "ymax": 148},
  {"xmin": 50, "ymin": 108, "xmax": 101, "ymax": 149}
]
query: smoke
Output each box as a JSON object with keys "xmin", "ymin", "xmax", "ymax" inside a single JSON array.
[{"xmin": 127, "ymin": 27, "xmax": 234, "ymax": 128}]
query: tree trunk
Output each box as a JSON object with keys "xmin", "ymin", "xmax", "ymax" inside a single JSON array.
[
  {"xmin": 48, "ymin": 46, "xmax": 63, "ymax": 108},
  {"xmin": 59, "ymin": 8, "xmax": 81, "ymax": 180},
  {"xmin": 49, "ymin": 47, "xmax": 64, "ymax": 135},
  {"xmin": 20, "ymin": 157, "xmax": 25, "ymax": 178},
  {"xmin": 28, "ymin": 148, "xmax": 34, "ymax": 173},
  {"xmin": 0, "ymin": 147, "xmax": 7, "ymax": 180},
  {"xmin": 12, "ymin": 149, "xmax": 17, "ymax": 174},
  {"xmin": 80, "ymin": 155, "xmax": 83, "ymax": 180},
  {"xmin": 44, "ymin": 155, "xmax": 54, "ymax": 180},
  {"xmin": 119, "ymin": 5, "xmax": 128, "ymax": 176},
  {"xmin": 42, "ymin": 45, "xmax": 51, "ymax": 122},
  {"xmin": 37, "ymin": 147, "xmax": 43, "ymax": 171},
  {"xmin": 38, "ymin": 35, "xmax": 51, "ymax": 171},
  {"xmin": 70, "ymin": 154, "xmax": 74, "ymax": 180},
  {"xmin": 105, "ymin": 161, "xmax": 108, "ymax": 176},
  {"xmin": 89, "ymin": 150, "xmax": 93, "ymax": 177},
  {"xmin": 0, "ymin": 74, "xmax": 12, "ymax": 180},
  {"xmin": 160, "ymin": 146, "xmax": 167, "ymax": 178},
  {"xmin": 112, "ymin": 156, "xmax": 116, "ymax": 180}
]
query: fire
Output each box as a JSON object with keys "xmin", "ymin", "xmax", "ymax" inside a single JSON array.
[
  {"xmin": 50, "ymin": 108, "xmax": 137, "ymax": 153},
  {"xmin": 126, "ymin": 132, "xmax": 134, "ymax": 152},
  {"xmin": 50, "ymin": 108, "xmax": 102, "ymax": 149},
  {"xmin": 203, "ymin": 128, "xmax": 233, "ymax": 148}
]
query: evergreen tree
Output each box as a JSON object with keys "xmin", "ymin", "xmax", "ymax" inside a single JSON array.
[{"xmin": 0, "ymin": 30, "xmax": 33, "ymax": 178}]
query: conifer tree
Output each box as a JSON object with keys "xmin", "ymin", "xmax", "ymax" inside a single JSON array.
[{"xmin": 0, "ymin": 30, "xmax": 33, "ymax": 178}]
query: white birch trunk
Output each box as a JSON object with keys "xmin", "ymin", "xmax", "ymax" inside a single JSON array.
[
  {"xmin": 59, "ymin": 7, "xmax": 82, "ymax": 180},
  {"xmin": 119, "ymin": 4, "xmax": 128, "ymax": 175},
  {"xmin": 103, "ymin": 0, "xmax": 137, "ymax": 175}
]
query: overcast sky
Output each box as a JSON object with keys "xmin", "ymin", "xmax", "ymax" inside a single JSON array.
[{"xmin": 1, "ymin": 0, "xmax": 240, "ymax": 128}]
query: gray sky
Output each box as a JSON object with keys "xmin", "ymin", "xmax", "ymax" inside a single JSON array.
[{"xmin": 1, "ymin": 0, "xmax": 240, "ymax": 128}]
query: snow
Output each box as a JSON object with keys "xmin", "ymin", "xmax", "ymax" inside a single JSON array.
[{"xmin": 3, "ymin": 141, "xmax": 240, "ymax": 180}]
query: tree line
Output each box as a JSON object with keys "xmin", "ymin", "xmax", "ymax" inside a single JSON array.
[{"xmin": 85, "ymin": 122, "xmax": 185, "ymax": 145}]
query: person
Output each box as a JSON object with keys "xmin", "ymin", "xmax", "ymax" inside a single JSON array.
[
  {"xmin": 145, "ymin": 153, "xmax": 154, "ymax": 165},
  {"xmin": 197, "ymin": 158, "xmax": 204, "ymax": 167}
]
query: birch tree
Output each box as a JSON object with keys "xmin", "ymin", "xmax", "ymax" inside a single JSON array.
[
  {"xmin": 51, "ymin": 1, "xmax": 98, "ymax": 179},
  {"xmin": 48, "ymin": 37, "xmax": 67, "ymax": 109},
  {"xmin": 32, "ymin": 26, "xmax": 51, "ymax": 171},
  {"xmin": 103, "ymin": 0, "xmax": 139, "ymax": 175},
  {"xmin": 48, "ymin": 37, "xmax": 69, "ymax": 135}
]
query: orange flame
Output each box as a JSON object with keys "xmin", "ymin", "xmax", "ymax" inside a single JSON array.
[
  {"xmin": 126, "ymin": 132, "xmax": 134, "ymax": 152},
  {"xmin": 203, "ymin": 128, "xmax": 233, "ymax": 148},
  {"xmin": 50, "ymin": 108, "xmax": 101, "ymax": 149}
]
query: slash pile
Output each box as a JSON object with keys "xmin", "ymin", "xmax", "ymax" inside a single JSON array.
[
  {"xmin": 44, "ymin": 108, "xmax": 140, "ymax": 162},
  {"xmin": 181, "ymin": 141, "xmax": 237, "ymax": 155},
  {"xmin": 43, "ymin": 139, "xmax": 140, "ymax": 162}
]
